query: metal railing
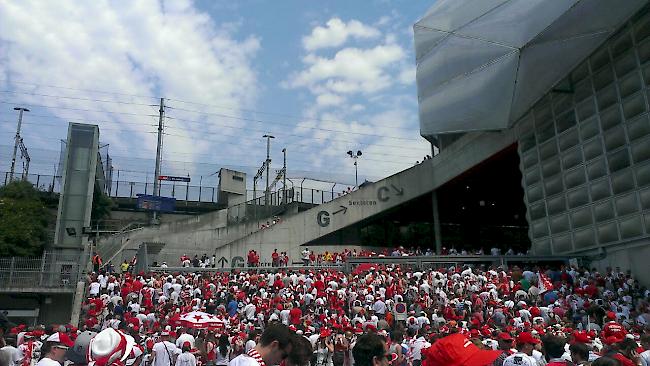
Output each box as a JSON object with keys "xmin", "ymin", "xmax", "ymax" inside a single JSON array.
[
  {"xmin": 0, "ymin": 251, "xmax": 83, "ymax": 291},
  {"xmin": 1, "ymin": 172, "xmax": 346, "ymax": 206},
  {"xmin": 0, "ymin": 172, "xmax": 220, "ymax": 203},
  {"xmin": 343, "ymin": 255, "xmax": 581, "ymax": 272}
]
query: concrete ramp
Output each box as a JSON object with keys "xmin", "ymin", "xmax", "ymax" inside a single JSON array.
[{"xmin": 219, "ymin": 129, "xmax": 516, "ymax": 261}]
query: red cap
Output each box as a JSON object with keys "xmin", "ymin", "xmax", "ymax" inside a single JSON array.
[
  {"xmin": 607, "ymin": 311, "xmax": 616, "ymax": 320},
  {"xmin": 46, "ymin": 332, "xmax": 75, "ymax": 348},
  {"xmin": 498, "ymin": 333, "xmax": 513, "ymax": 341},
  {"xmin": 516, "ymin": 332, "xmax": 540, "ymax": 345},
  {"xmin": 423, "ymin": 334, "xmax": 502, "ymax": 366},
  {"xmin": 182, "ymin": 341, "xmax": 191, "ymax": 349},
  {"xmin": 320, "ymin": 328, "xmax": 332, "ymax": 338},
  {"xmin": 572, "ymin": 332, "xmax": 591, "ymax": 344}
]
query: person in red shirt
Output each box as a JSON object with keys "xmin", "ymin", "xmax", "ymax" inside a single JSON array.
[
  {"xmin": 289, "ymin": 306, "xmax": 302, "ymax": 325},
  {"xmin": 603, "ymin": 312, "xmax": 627, "ymax": 339},
  {"xmin": 272, "ymin": 249, "xmax": 280, "ymax": 267},
  {"xmin": 611, "ymin": 339, "xmax": 640, "ymax": 366}
]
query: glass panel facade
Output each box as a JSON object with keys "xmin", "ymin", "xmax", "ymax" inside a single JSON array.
[{"xmin": 519, "ymin": 9, "xmax": 650, "ymax": 253}]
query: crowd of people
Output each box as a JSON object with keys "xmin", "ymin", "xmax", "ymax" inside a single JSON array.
[{"xmin": 1, "ymin": 258, "xmax": 650, "ymax": 366}]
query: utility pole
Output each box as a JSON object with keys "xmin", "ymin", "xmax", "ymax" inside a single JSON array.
[
  {"xmin": 282, "ymin": 148, "xmax": 286, "ymax": 204},
  {"xmin": 152, "ymin": 98, "xmax": 164, "ymax": 225},
  {"xmin": 18, "ymin": 138, "xmax": 30, "ymax": 180},
  {"xmin": 9, "ymin": 107, "xmax": 29, "ymax": 182},
  {"xmin": 263, "ymin": 134, "xmax": 274, "ymax": 205}
]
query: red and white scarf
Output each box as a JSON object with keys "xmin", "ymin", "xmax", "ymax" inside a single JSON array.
[{"xmin": 247, "ymin": 348, "xmax": 266, "ymax": 366}]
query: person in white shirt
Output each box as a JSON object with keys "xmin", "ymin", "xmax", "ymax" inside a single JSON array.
[
  {"xmin": 175, "ymin": 342, "xmax": 196, "ymax": 366},
  {"xmin": 408, "ymin": 329, "xmax": 431, "ymax": 366},
  {"xmin": 229, "ymin": 324, "xmax": 293, "ymax": 366},
  {"xmin": 151, "ymin": 333, "xmax": 181, "ymax": 366},
  {"xmin": 245, "ymin": 331, "xmax": 259, "ymax": 354},
  {"xmin": 176, "ymin": 331, "xmax": 196, "ymax": 350},
  {"xmin": 36, "ymin": 333, "xmax": 74, "ymax": 366},
  {"xmin": 89, "ymin": 281, "xmax": 101, "ymax": 297},
  {"xmin": 640, "ymin": 334, "xmax": 650, "ymax": 366},
  {"xmin": 502, "ymin": 332, "xmax": 539, "ymax": 366}
]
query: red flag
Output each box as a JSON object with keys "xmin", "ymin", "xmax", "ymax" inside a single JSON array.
[{"xmin": 537, "ymin": 272, "xmax": 553, "ymax": 293}]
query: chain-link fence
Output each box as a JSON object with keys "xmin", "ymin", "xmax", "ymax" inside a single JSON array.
[{"xmin": 0, "ymin": 251, "xmax": 83, "ymax": 291}]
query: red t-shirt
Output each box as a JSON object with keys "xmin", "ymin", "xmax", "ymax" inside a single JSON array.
[
  {"xmin": 603, "ymin": 321, "xmax": 626, "ymax": 339},
  {"xmin": 612, "ymin": 353, "xmax": 636, "ymax": 366}
]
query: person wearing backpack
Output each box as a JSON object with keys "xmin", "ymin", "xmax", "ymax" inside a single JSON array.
[{"xmin": 151, "ymin": 332, "xmax": 180, "ymax": 366}]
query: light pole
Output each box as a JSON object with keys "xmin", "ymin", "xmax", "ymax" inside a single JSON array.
[
  {"xmin": 347, "ymin": 150, "xmax": 362, "ymax": 187},
  {"xmin": 282, "ymin": 148, "xmax": 287, "ymax": 204},
  {"xmin": 10, "ymin": 107, "xmax": 29, "ymax": 182},
  {"xmin": 263, "ymin": 134, "xmax": 275, "ymax": 206}
]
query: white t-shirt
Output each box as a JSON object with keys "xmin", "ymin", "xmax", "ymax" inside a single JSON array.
[
  {"xmin": 36, "ymin": 357, "xmax": 61, "ymax": 366},
  {"xmin": 176, "ymin": 334, "xmax": 196, "ymax": 349},
  {"xmin": 229, "ymin": 354, "xmax": 261, "ymax": 366},
  {"xmin": 1, "ymin": 345, "xmax": 22, "ymax": 366},
  {"xmin": 153, "ymin": 341, "xmax": 180, "ymax": 366},
  {"xmin": 503, "ymin": 352, "xmax": 537, "ymax": 366},
  {"xmin": 175, "ymin": 352, "xmax": 196, "ymax": 366},
  {"xmin": 89, "ymin": 282, "xmax": 101, "ymax": 296},
  {"xmin": 245, "ymin": 340, "xmax": 256, "ymax": 353},
  {"xmin": 640, "ymin": 349, "xmax": 650, "ymax": 366}
]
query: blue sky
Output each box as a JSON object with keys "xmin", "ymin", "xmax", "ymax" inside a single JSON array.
[{"xmin": 0, "ymin": 0, "xmax": 433, "ymax": 192}]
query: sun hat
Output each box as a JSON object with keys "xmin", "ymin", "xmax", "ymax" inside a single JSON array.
[{"xmin": 88, "ymin": 328, "xmax": 135, "ymax": 366}]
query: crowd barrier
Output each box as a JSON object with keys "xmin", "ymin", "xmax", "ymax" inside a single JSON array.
[{"xmin": 147, "ymin": 254, "xmax": 582, "ymax": 274}]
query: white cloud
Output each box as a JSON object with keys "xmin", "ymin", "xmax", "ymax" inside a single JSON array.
[
  {"xmin": 316, "ymin": 93, "xmax": 346, "ymax": 107},
  {"xmin": 0, "ymin": 0, "xmax": 260, "ymax": 173},
  {"xmin": 302, "ymin": 18, "xmax": 380, "ymax": 51},
  {"xmin": 398, "ymin": 64, "xmax": 416, "ymax": 85},
  {"xmin": 287, "ymin": 44, "xmax": 405, "ymax": 95}
]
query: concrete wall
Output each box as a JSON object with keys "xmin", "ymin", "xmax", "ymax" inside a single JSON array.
[
  {"xmin": 109, "ymin": 210, "xmax": 195, "ymax": 225},
  {"xmin": 217, "ymin": 130, "xmax": 517, "ymax": 263},
  {"xmin": 99, "ymin": 130, "xmax": 518, "ymax": 266},
  {"xmin": 587, "ymin": 237, "xmax": 650, "ymax": 287}
]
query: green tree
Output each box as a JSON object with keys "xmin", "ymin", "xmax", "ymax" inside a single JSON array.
[
  {"xmin": 91, "ymin": 186, "xmax": 113, "ymax": 222},
  {"xmin": 0, "ymin": 180, "xmax": 52, "ymax": 256}
]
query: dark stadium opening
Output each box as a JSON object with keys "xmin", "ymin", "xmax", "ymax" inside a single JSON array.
[
  {"xmin": 305, "ymin": 145, "xmax": 530, "ymax": 253},
  {"xmin": 435, "ymin": 144, "xmax": 530, "ymax": 254},
  {"xmin": 349, "ymin": 145, "xmax": 530, "ymax": 253}
]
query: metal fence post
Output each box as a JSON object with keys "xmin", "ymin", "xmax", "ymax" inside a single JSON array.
[
  {"xmin": 212, "ymin": 188, "xmax": 215, "ymax": 202},
  {"xmin": 39, "ymin": 253, "xmax": 46, "ymax": 286},
  {"xmin": 51, "ymin": 175, "xmax": 56, "ymax": 192},
  {"xmin": 311, "ymin": 189, "xmax": 314, "ymax": 204},
  {"xmin": 36, "ymin": 175, "xmax": 40, "ymax": 189},
  {"xmin": 9, "ymin": 257, "xmax": 15, "ymax": 286}
]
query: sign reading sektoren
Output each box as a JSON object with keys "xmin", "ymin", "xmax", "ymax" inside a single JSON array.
[{"xmin": 158, "ymin": 175, "xmax": 191, "ymax": 182}]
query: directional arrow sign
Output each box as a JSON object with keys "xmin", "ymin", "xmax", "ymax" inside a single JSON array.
[
  {"xmin": 218, "ymin": 256, "xmax": 228, "ymax": 267},
  {"xmin": 332, "ymin": 205, "xmax": 348, "ymax": 215},
  {"xmin": 390, "ymin": 184, "xmax": 404, "ymax": 196}
]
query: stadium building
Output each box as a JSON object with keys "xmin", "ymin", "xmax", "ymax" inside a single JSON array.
[
  {"xmin": 7, "ymin": 0, "xmax": 650, "ymax": 325},
  {"xmin": 89, "ymin": 0, "xmax": 650, "ymax": 284}
]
